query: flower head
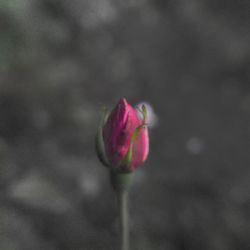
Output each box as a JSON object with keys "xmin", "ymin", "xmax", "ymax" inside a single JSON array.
[{"xmin": 96, "ymin": 98, "xmax": 149, "ymax": 173}]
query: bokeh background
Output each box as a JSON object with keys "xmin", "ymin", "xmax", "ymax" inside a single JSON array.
[{"xmin": 0, "ymin": 0, "xmax": 250, "ymax": 249}]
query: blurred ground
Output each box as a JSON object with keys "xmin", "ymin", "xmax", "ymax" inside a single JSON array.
[{"xmin": 0, "ymin": 0, "xmax": 250, "ymax": 249}]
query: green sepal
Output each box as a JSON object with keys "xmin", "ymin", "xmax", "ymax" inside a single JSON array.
[
  {"xmin": 95, "ymin": 108, "xmax": 110, "ymax": 167},
  {"xmin": 141, "ymin": 104, "xmax": 148, "ymax": 124},
  {"xmin": 136, "ymin": 104, "xmax": 148, "ymax": 125},
  {"xmin": 118, "ymin": 124, "xmax": 146, "ymax": 172}
]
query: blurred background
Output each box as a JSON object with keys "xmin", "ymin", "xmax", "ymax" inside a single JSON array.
[{"xmin": 0, "ymin": 0, "xmax": 250, "ymax": 249}]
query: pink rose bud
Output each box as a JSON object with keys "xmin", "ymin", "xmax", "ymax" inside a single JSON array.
[{"xmin": 96, "ymin": 98, "xmax": 149, "ymax": 172}]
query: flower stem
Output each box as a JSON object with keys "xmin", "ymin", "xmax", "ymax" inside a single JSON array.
[
  {"xmin": 117, "ymin": 190, "xmax": 129, "ymax": 250},
  {"xmin": 110, "ymin": 172, "xmax": 133, "ymax": 250}
]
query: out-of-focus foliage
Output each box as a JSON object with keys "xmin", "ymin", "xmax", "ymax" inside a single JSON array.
[{"xmin": 0, "ymin": 0, "xmax": 250, "ymax": 249}]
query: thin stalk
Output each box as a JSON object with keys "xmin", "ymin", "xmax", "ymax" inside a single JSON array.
[{"xmin": 117, "ymin": 190, "xmax": 129, "ymax": 250}]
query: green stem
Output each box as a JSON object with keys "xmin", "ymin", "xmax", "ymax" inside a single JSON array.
[
  {"xmin": 117, "ymin": 190, "xmax": 129, "ymax": 250},
  {"xmin": 110, "ymin": 171, "xmax": 133, "ymax": 250}
]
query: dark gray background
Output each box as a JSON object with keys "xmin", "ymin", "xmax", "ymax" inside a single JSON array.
[{"xmin": 0, "ymin": 0, "xmax": 250, "ymax": 249}]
